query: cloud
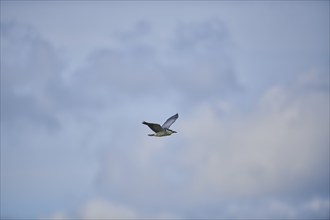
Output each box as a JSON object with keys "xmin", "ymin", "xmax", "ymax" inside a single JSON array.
[
  {"xmin": 48, "ymin": 197, "xmax": 182, "ymax": 219},
  {"xmin": 1, "ymin": 22, "xmax": 99, "ymax": 218},
  {"xmin": 175, "ymin": 70, "xmax": 329, "ymax": 218},
  {"xmin": 1, "ymin": 13, "xmax": 328, "ymax": 220},
  {"xmin": 91, "ymin": 68, "xmax": 329, "ymax": 218},
  {"xmin": 214, "ymin": 197, "xmax": 330, "ymax": 219},
  {"xmin": 181, "ymin": 70, "xmax": 329, "ymax": 197},
  {"xmin": 2, "ymin": 19, "xmax": 238, "ymax": 218},
  {"xmin": 165, "ymin": 19, "xmax": 241, "ymax": 103},
  {"xmin": 79, "ymin": 198, "xmax": 138, "ymax": 219},
  {"xmin": 67, "ymin": 19, "xmax": 241, "ymax": 108},
  {"xmin": 1, "ymin": 22, "xmax": 63, "ymax": 130}
]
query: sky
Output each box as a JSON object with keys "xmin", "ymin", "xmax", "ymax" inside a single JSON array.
[{"xmin": 1, "ymin": 1, "xmax": 329, "ymax": 219}]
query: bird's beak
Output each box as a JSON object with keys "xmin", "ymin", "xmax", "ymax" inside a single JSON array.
[{"xmin": 173, "ymin": 131, "xmax": 177, "ymax": 133}]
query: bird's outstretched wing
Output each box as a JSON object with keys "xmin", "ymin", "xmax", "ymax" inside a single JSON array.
[
  {"xmin": 162, "ymin": 113, "xmax": 179, "ymax": 129},
  {"xmin": 142, "ymin": 122, "xmax": 163, "ymax": 132}
]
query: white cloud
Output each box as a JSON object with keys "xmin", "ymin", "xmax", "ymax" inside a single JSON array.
[
  {"xmin": 222, "ymin": 197, "xmax": 330, "ymax": 219},
  {"xmin": 80, "ymin": 198, "xmax": 138, "ymax": 219},
  {"xmin": 180, "ymin": 72, "xmax": 329, "ymax": 201},
  {"xmin": 89, "ymin": 69, "xmax": 328, "ymax": 219},
  {"xmin": 48, "ymin": 197, "xmax": 181, "ymax": 219}
]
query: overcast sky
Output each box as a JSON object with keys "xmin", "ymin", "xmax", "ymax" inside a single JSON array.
[{"xmin": 1, "ymin": 1, "xmax": 329, "ymax": 219}]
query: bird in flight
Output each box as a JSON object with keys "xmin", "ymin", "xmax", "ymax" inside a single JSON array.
[{"xmin": 142, "ymin": 113, "xmax": 179, "ymax": 137}]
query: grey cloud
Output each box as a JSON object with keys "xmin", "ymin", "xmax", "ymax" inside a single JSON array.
[
  {"xmin": 2, "ymin": 16, "xmax": 328, "ymax": 219},
  {"xmin": 113, "ymin": 20, "xmax": 152, "ymax": 44},
  {"xmin": 166, "ymin": 19, "xmax": 241, "ymax": 104},
  {"xmin": 72, "ymin": 47, "xmax": 164, "ymax": 100},
  {"xmin": 173, "ymin": 19, "xmax": 230, "ymax": 53},
  {"xmin": 1, "ymin": 22, "xmax": 63, "ymax": 130},
  {"xmin": 71, "ymin": 19, "xmax": 241, "ymax": 109},
  {"xmin": 1, "ymin": 23, "xmax": 100, "ymax": 218},
  {"xmin": 1, "ymin": 22, "xmax": 114, "ymax": 129}
]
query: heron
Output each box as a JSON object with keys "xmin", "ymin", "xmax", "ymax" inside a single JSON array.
[{"xmin": 142, "ymin": 113, "xmax": 179, "ymax": 137}]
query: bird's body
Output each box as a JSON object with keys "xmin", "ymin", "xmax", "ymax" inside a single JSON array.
[
  {"xmin": 145, "ymin": 128, "xmax": 174, "ymax": 137},
  {"xmin": 142, "ymin": 113, "xmax": 179, "ymax": 137}
]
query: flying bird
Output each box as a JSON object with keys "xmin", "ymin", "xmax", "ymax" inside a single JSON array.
[{"xmin": 142, "ymin": 113, "xmax": 179, "ymax": 137}]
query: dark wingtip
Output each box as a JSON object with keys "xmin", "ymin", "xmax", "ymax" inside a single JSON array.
[{"xmin": 142, "ymin": 121, "xmax": 147, "ymax": 125}]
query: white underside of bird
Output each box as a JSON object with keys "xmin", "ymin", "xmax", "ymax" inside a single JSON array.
[{"xmin": 148, "ymin": 130, "xmax": 174, "ymax": 137}]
